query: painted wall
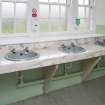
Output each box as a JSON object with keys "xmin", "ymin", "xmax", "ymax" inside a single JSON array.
[
  {"xmin": 96, "ymin": 0, "xmax": 105, "ymax": 34},
  {"xmin": 96, "ymin": 0, "xmax": 105, "ymax": 25}
]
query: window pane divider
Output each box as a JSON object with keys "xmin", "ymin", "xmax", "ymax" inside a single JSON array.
[
  {"xmin": 0, "ymin": 2, "xmax": 1, "ymax": 33},
  {"xmin": 14, "ymin": 1, "xmax": 16, "ymax": 33},
  {"xmin": 39, "ymin": 2, "xmax": 67, "ymax": 6},
  {"xmin": 78, "ymin": 4, "xmax": 89, "ymax": 7},
  {"xmin": 0, "ymin": 0, "xmax": 27, "ymax": 3},
  {"xmin": 48, "ymin": 4, "xmax": 51, "ymax": 31}
]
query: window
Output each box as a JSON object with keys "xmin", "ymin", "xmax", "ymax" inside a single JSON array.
[
  {"xmin": 39, "ymin": 0, "xmax": 67, "ymax": 32},
  {"xmin": 0, "ymin": 0, "xmax": 95, "ymax": 34},
  {"xmin": 39, "ymin": 0, "xmax": 95, "ymax": 33},
  {"xmin": 77, "ymin": 0, "xmax": 95, "ymax": 32},
  {"xmin": 0, "ymin": 0, "xmax": 28, "ymax": 33}
]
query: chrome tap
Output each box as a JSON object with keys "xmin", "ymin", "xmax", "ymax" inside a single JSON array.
[
  {"xmin": 24, "ymin": 47, "xmax": 29, "ymax": 53},
  {"xmin": 11, "ymin": 48, "xmax": 16, "ymax": 54}
]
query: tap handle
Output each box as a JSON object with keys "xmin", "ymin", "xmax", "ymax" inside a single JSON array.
[
  {"xmin": 61, "ymin": 44, "xmax": 66, "ymax": 48},
  {"xmin": 24, "ymin": 47, "xmax": 29, "ymax": 52},
  {"xmin": 71, "ymin": 43, "xmax": 75, "ymax": 47},
  {"xmin": 11, "ymin": 49, "xmax": 16, "ymax": 54}
]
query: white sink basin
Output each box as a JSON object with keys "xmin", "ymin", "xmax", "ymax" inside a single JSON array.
[
  {"xmin": 60, "ymin": 43, "xmax": 86, "ymax": 53},
  {"xmin": 5, "ymin": 50, "xmax": 39, "ymax": 61}
]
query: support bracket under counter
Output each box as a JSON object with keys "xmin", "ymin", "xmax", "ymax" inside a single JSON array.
[
  {"xmin": 82, "ymin": 57, "xmax": 101, "ymax": 82},
  {"xmin": 43, "ymin": 65, "xmax": 58, "ymax": 94}
]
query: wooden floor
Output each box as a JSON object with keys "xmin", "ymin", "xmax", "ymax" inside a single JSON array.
[{"xmin": 10, "ymin": 76, "xmax": 105, "ymax": 105}]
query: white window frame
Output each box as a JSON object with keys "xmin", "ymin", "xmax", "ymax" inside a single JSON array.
[
  {"xmin": 0, "ymin": 0, "xmax": 28, "ymax": 34},
  {"xmin": 76, "ymin": 0, "xmax": 96, "ymax": 33},
  {"xmin": 0, "ymin": 0, "xmax": 96, "ymax": 43},
  {"xmin": 0, "ymin": 2, "xmax": 1, "ymax": 33},
  {"xmin": 39, "ymin": 0, "xmax": 69, "ymax": 32}
]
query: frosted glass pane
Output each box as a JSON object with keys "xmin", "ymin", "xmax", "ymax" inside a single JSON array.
[
  {"xmin": 40, "ymin": 19, "xmax": 66, "ymax": 32},
  {"xmin": 39, "ymin": 4, "xmax": 49, "ymax": 18},
  {"xmin": 78, "ymin": 19, "xmax": 89, "ymax": 32},
  {"xmin": 16, "ymin": 3, "xmax": 27, "ymax": 19},
  {"xmin": 78, "ymin": 0, "xmax": 84, "ymax": 5},
  {"xmin": 50, "ymin": 20, "xmax": 58, "ymax": 31},
  {"xmin": 86, "ymin": 7, "xmax": 89, "ymax": 18},
  {"xmin": 39, "ymin": 20, "xmax": 49, "ymax": 32},
  {"xmin": 39, "ymin": 0, "xmax": 48, "ymax": 2},
  {"xmin": 2, "ymin": 19, "xmax": 14, "ymax": 33},
  {"xmin": 50, "ymin": 19, "xmax": 66, "ymax": 31},
  {"xmin": 81, "ymin": 19, "xmax": 88, "ymax": 24},
  {"xmin": 51, "ymin": 5, "xmax": 59, "ymax": 18},
  {"xmin": 2, "ymin": 2, "xmax": 14, "ymax": 18},
  {"xmin": 49, "ymin": 0, "xmax": 58, "ymax": 3},
  {"xmin": 61, "ymin": 6, "xmax": 66, "ymax": 18},
  {"xmin": 59, "ymin": 0, "xmax": 66, "ymax": 4},
  {"xmin": 85, "ymin": 0, "xmax": 89, "ymax": 5},
  {"xmin": 16, "ymin": 20, "xmax": 26, "ymax": 33},
  {"xmin": 78, "ymin": 7, "xmax": 85, "ymax": 18}
]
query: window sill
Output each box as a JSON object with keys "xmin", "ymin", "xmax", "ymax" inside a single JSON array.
[{"xmin": 0, "ymin": 32, "xmax": 104, "ymax": 45}]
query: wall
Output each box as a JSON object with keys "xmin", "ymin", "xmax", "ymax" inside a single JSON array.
[
  {"xmin": 96, "ymin": 0, "xmax": 105, "ymax": 34},
  {"xmin": 96, "ymin": 0, "xmax": 105, "ymax": 25}
]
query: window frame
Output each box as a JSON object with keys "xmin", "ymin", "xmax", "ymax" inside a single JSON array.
[
  {"xmin": 0, "ymin": 0, "xmax": 97, "ymax": 45},
  {"xmin": 39, "ymin": 0, "xmax": 68, "ymax": 32},
  {"xmin": 0, "ymin": 0, "xmax": 28, "ymax": 34},
  {"xmin": 76, "ymin": 0, "xmax": 96, "ymax": 32}
]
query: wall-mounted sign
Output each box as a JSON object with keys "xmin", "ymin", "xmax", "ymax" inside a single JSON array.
[{"xmin": 32, "ymin": 8, "xmax": 37, "ymax": 18}]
